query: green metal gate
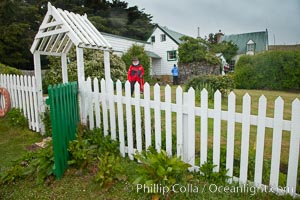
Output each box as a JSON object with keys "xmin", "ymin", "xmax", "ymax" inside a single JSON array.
[{"xmin": 46, "ymin": 82, "xmax": 79, "ymax": 179}]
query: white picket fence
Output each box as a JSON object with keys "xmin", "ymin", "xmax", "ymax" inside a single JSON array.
[
  {"xmin": 81, "ymin": 77, "xmax": 300, "ymax": 196},
  {"xmin": 0, "ymin": 74, "xmax": 40, "ymax": 132}
]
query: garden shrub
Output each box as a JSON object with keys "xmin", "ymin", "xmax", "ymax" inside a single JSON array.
[
  {"xmin": 5, "ymin": 108, "xmax": 28, "ymax": 128},
  {"xmin": 0, "ymin": 63, "xmax": 22, "ymax": 75},
  {"xmin": 185, "ymin": 75, "xmax": 235, "ymax": 99},
  {"xmin": 234, "ymin": 51, "xmax": 300, "ymax": 90},
  {"xmin": 43, "ymin": 48, "xmax": 127, "ymax": 93}
]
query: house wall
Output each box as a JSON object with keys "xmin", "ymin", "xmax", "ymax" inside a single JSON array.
[{"xmin": 147, "ymin": 28, "xmax": 179, "ymax": 76}]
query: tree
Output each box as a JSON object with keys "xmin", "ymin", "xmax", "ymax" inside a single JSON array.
[
  {"xmin": 178, "ymin": 36, "xmax": 220, "ymax": 65},
  {"xmin": 210, "ymin": 41, "xmax": 238, "ymax": 62},
  {"xmin": 0, "ymin": 0, "xmax": 154, "ymax": 70},
  {"xmin": 121, "ymin": 44, "xmax": 150, "ymax": 82}
]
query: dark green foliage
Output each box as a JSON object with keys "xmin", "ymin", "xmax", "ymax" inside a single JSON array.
[
  {"xmin": 0, "ymin": 63, "xmax": 23, "ymax": 75},
  {"xmin": 0, "ymin": 0, "xmax": 154, "ymax": 70},
  {"xmin": 121, "ymin": 44, "xmax": 151, "ymax": 82},
  {"xmin": 5, "ymin": 108, "xmax": 28, "ymax": 128},
  {"xmin": 234, "ymin": 51, "xmax": 300, "ymax": 90},
  {"xmin": 198, "ymin": 162, "xmax": 229, "ymax": 184},
  {"xmin": 68, "ymin": 125, "xmax": 120, "ymax": 170},
  {"xmin": 185, "ymin": 75, "xmax": 235, "ymax": 98},
  {"xmin": 133, "ymin": 147, "xmax": 191, "ymax": 188},
  {"xmin": 211, "ymin": 41, "xmax": 239, "ymax": 62},
  {"xmin": 178, "ymin": 36, "xmax": 220, "ymax": 65},
  {"xmin": 94, "ymin": 152, "xmax": 125, "ymax": 188}
]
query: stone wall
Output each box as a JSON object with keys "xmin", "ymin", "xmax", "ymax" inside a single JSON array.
[{"xmin": 179, "ymin": 62, "xmax": 220, "ymax": 83}]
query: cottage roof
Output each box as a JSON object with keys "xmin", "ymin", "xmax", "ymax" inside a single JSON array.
[
  {"xmin": 155, "ymin": 25, "xmax": 187, "ymax": 45},
  {"xmin": 220, "ymin": 30, "xmax": 269, "ymax": 54},
  {"xmin": 30, "ymin": 2, "xmax": 111, "ymax": 55}
]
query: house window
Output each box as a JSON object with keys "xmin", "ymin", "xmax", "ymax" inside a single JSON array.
[
  {"xmin": 161, "ymin": 34, "xmax": 166, "ymax": 42},
  {"xmin": 167, "ymin": 50, "xmax": 177, "ymax": 61},
  {"xmin": 151, "ymin": 36, "xmax": 155, "ymax": 43},
  {"xmin": 247, "ymin": 44, "xmax": 255, "ymax": 52}
]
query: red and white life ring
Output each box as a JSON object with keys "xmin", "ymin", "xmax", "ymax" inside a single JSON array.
[{"xmin": 0, "ymin": 87, "xmax": 11, "ymax": 117}]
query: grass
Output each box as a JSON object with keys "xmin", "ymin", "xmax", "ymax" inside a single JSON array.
[
  {"xmin": 0, "ymin": 118, "xmax": 42, "ymax": 170},
  {"xmin": 0, "ymin": 115, "xmax": 299, "ymax": 199}
]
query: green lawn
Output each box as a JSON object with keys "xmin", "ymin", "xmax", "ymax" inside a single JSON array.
[{"xmin": 0, "ymin": 117, "xmax": 297, "ymax": 199}]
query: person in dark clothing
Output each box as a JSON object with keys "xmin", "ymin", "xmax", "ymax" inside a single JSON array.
[{"xmin": 171, "ymin": 64, "xmax": 179, "ymax": 85}]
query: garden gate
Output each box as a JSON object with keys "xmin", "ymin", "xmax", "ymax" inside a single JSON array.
[{"xmin": 46, "ymin": 82, "xmax": 79, "ymax": 179}]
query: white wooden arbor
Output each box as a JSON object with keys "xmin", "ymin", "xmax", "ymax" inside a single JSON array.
[{"xmin": 30, "ymin": 2, "xmax": 112, "ymax": 130}]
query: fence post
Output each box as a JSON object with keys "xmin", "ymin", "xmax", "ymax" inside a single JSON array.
[{"xmin": 182, "ymin": 92, "xmax": 188, "ymax": 163}]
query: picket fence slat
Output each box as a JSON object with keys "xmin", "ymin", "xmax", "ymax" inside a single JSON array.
[
  {"xmin": 270, "ymin": 97, "xmax": 284, "ymax": 188},
  {"xmin": 200, "ymin": 89, "xmax": 208, "ymax": 165},
  {"xmin": 80, "ymin": 78, "xmax": 300, "ymax": 196},
  {"xmin": 226, "ymin": 92, "xmax": 236, "ymax": 183},
  {"xmin": 287, "ymin": 99, "xmax": 300, "ymax": 194},
  {"xmin": 213, "ymin": 90, "xmax": 222, "ymax": 172},
  {"xmin": 239, "ymin": 93, "xmax": 251, "ymax": 183},
  {"xmin": 144, "ymin": 83, "xmax": 152, "ymax": 150},
  {"xmin": 254, "ymin": 95, "xmax": 267, "ymax": 186}
]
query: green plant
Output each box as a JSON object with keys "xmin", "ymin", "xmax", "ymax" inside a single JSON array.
[
  {"xmin": 0, "ymin": 63, "xmax": 23, "ymax": 75},
  {"xmin": 21, "ymin": 142, "xmax": 55, "ymax": 184},
  {"xmin": 198, "ymin": 161, "xmax": 229, "ymax": 184},
  {"xmin": 185, "ymin": 75, "xmax": 234, "ymax": 99},
  {"xmin": 94, "ymin": 152, "xmax": 125, "ymax": 188},
  {"xmin": 234, "ymin": 51, "xmax": 300, "ymax": 90},
  {"xmin": 41, "ymin": 107, "xmax": 52, "ymax": 137},
  {"xmin": 5, "ymin": 108, "xmax": 28, "ymax": 128},
  {"xmin": 133, "ymin": 147, "xmax": 191, "ymax": 189},
  {"xmin": 68, "ymin": 138, "xmax": 96, "ymax": 170}
]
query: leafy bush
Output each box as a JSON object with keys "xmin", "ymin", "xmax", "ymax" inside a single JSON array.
[
  {"xmin": 5, "ymin": 108, "xmax": 28, "ymax": 128},
  {"xmin": 94, "ymin": 152, "xmax": 125, "ymax": 188},
  {"xmin": 133, "ymin": 148, "xmax": 191, "ymax": 189},
  {"xmin": 0, "ymin": 63, "xmax": 22, "ymax": 75},
  {"xmin": 41, "ymin": 107, "xmax": 52, "ymax": 137},
  {"xmin": 0, "ymin": 142, "xmax": 55, "ymax": 185},
  {"xmin": 121, "ymin": 44, "xmax": 150, "ymax": 82},
  {"xmin": 198, "ymin": 161, "xmax": 229, "ymax": 184},
  {"xmin": 43, "ymin": 48, "xmax": 127, "ymax": 93},
  {"xmin": 234, "ymin": 51, "xmax": 300, "ymax": 90},
  {"xmin": 185, "ymin": 75, "xmax": 235, "ymax": 99}
]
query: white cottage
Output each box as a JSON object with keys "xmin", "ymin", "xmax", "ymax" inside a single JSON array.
[{"xmin": 101, "ymin": 24, "xmax": 188, "ymax": 76}]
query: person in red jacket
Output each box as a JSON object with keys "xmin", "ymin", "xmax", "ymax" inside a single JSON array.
[{"xmin": 127, "ymin": 57, "xmax": 145, "ymax": 95}]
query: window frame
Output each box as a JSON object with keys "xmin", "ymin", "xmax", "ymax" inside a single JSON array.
[
  {"xmin": 160, "ymin": 34, "xmax": 166, "ymax": 42},
  {"xmin": 151, "ymin": 36, "xmax": 155, "ymax": 43},
  {"xmin": 167, "ymin": 50, "xmax": 177, "ymax": 61}
]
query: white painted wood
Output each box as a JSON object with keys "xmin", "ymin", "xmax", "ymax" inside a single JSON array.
[
  {"xmin": 213, "ymin": 90, "xmax": 222, "ymax": 172},
  {"xmin": 93, "ymin": 78, "xmax": 101, "ymax": 128},
  {"xmin": 108, "ymin": 79, "xmax": 116, "ymax": 140},
  {"xmin": 28, "ymin": 76, "xmax": 35, "ymax": 130},
  {"xmin": 100, "ymin": 79, "xmax": 109, "ymax": 136},
  {"xmin": 16, "ymin": 75, "xmax": 22, "ymax": 111},
  {"xmin": 187, "ymin": 88, "xmax": 195, "ymax": 167},
  {"xmin": 287, "ymin": 99, "xmax": 300, "ymax": 195},
  {"xmin": 86, "ymin": 77, "xmax": 94, "ymax": 130},
  {"xmin": 8, "ymin": 75, "xmax": 15, "ymax": 107},
  {"xmin": 200, "ymin": 89, "xmax": 208, "ymax": 165},
  {"xmin": 183, "ymin": 93, "xmax": 189, "ymax": 163},
  {"xmin": 270, "ymin": 97, "xmax": 284, "ymax": 188},
  {"xmin": 254, "ymin": 95, "xmax": 267, "ymax": 186},
  {"xmin": 12, "ymin": 75, "xmax": 18, "ymax": 108},
  {"xmin": 144, "ymin": 83, "xmax": 151, "ymax": 150},
  {"xmin": 165, "ymin": 85, "xmax": 172, "ymax": 156},
  {"xmin": 226, "ymin": 92, "xmax": 236, "ymax": 183},
  {"xmin": 154, "ymin": 83, "xmax": 161, "ymax": 153},
  {"xmin": 76, "ymin": 47, "xmax": 86, "ymax": 124},
  {"xmin": 239, "ymin": 93, "xmax": 251, "ymax": 183},
  {"xmin": 135, "ymin": 82, "xmax": 142, "ymax": 153},
  {"xmin": 104, "ymin": 50, "xmax": 111, "ymax": 84},
  {"xmin": 61, "ymin": 53, "xmax": 68, "ymax": 83},
  {"xmin": 116, "ymin": 80, "xmax": 125, "ymax": 157},
  {"xmin": 176, "ymin": 86, "xmax": 183, "ymax": 158},
  {"xmin": 125, "ymin": 81, "xmax": 134, "ymax": 160},
  {"xmin": 20, "ymin": 75, "xmax": 27, "ymax": 118},
  {"xmin": 32, "ymin": 76, "xmax": 39, "ymax": 131},
  {"xmin": 24, "ymin": 76, "xmax": 31, "ymax": 127}
]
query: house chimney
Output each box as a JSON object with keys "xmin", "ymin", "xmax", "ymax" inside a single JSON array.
[{"xmin": 216, "ymin": 29, "xmax": 224, "ymax": 43}]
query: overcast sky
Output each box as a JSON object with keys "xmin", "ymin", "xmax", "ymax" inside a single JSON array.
[{"xmin": 124, "ymin": 0, "xmax": 300, "ymax": 45}]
